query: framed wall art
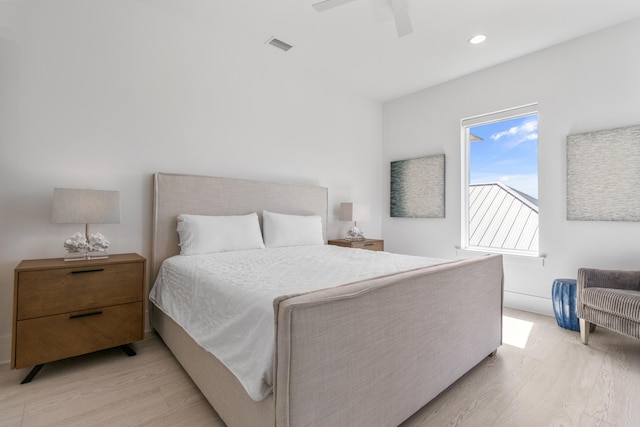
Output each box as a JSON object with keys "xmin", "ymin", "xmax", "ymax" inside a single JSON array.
[
  {"xmin": 567, "ymin": 124, "xmax": 640, "ymax": 221},
  {"xmin": 390, "ymin": 154, "xmax": 445, "ymax": 218}
]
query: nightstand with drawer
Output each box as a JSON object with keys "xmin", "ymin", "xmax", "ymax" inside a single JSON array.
[
  {"xmin": 11, "ymin": 253, "xmax": 146, "ymax": 383},
  {"xmin": 328, "ymin": 239, "xmax": 384, "ymax": 252}
]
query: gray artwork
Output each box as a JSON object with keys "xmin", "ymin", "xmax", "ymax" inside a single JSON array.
[
  {"xmin": 567, "ymin": 124, "xmax": 640, "ymax": 221},
  {"xmin": 390, "ymin": 154, "xmax": 445, "ymax": 218}
]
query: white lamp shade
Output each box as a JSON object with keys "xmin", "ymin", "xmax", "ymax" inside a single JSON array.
[
  {"xmin": 52, "ymin": 188, "xmax": 121, "ymax": 224},
  {"xmin": 340, "ymin": 202, "xmax": 370, "ymax": 222}
]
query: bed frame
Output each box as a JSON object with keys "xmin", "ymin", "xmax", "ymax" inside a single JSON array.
[{"xmin": 150, "ymin": 172, "xmax": 504, "ymax": 427}]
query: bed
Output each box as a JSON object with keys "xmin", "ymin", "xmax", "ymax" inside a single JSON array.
[{"xmin": 150, "ymin": 172, "xmax": 504, "ymax": 427}]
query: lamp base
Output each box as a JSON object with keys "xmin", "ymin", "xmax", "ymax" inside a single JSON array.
[
  {"xmin": 63, "ymin": 251, "xmax": 110, "ymax": 261},
  {"xmin": 64, "ymin": 251, "xmax": 87, "ymax": 262},
  {"xmin": 87, "ymin": 251, "xmax": 109, "ymax": 260},
  {"xmin": 346, "ymin": 225, "xmax": 365, "ymax": 241}
]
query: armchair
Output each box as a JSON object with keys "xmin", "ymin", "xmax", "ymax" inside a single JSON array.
[{"xmin": 577, "ymin": 268, "xmax": 640, "ymax": 345}]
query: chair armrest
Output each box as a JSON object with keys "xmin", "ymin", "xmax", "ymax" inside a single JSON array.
[{"xmin": 578, "ymin": 268, "xmax": 640, "ymax": 292}]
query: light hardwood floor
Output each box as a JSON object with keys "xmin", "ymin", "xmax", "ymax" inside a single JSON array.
[{"xmin": 1, "ymin": 308, "xmax": 639, "ymax": 426}]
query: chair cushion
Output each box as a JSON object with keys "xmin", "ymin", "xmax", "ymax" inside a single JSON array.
[{"xmin": 582, "ymin": 287, "xmax": 640, "ymax": 322}]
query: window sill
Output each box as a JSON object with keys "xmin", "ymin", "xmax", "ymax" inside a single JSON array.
[{"xmin": 456, "ymin": 247, "xmax": 545, "ymax": 267}]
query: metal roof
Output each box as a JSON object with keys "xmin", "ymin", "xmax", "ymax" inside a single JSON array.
[{"xmin": 468, "ymin": 183, "xmax": 539, "ymax": 252}]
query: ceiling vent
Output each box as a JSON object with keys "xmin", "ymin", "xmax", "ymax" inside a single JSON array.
[{"xmin": 266, "ymin": 37, "xmax": 293, "ymax": 52}]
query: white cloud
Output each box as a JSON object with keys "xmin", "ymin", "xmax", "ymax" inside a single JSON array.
[
  {"xmin": 491, "ymin": 126, "xmax": 519, "ymax": 140},
  {"xmin": 491, "ymin": 120, "xmax": 538, "ymax": 148},
  {"xmin": 521, "ymin": 121, "xmax": 537, "ymax": 132}
]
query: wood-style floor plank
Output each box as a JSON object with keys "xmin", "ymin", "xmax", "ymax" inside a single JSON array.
[
  {"xmin": 491, "ymin": 342, "xmax": 603, "ymax": 426},
  {"xmin": 583, "ymin": 334, "xmax": 640, "ymax": 426},
  {"xmin": 401, "ymin": 346, "xmax": 543, "ymax": 427},
  {"xmin": 1, "ymin": 308, "xmax": 639, "ymax": 426}
]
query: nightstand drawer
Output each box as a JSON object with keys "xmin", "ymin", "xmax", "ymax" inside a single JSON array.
[
  {"xmin": 16, "ymin": 262, "xmax": 144, "ymax": 319},
  {"xmin": 328, "ymin": 239, "xmax": 384, "ymax": 252},
  {"xmin": 14, "ymin": 301, "xmax": 143, "ymax": 369},
  {"xmin": 349, "ymin": 240, "xmax": 384, "ymax": 251}
]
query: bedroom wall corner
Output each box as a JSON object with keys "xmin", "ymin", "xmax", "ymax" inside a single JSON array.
[
  {"xmin": 381, "ymin": 18, "xmax": 640, "ymax": 317},
  {"xmin": 0, "ymin": 1, "xmax": 383, "ymax": 365}
]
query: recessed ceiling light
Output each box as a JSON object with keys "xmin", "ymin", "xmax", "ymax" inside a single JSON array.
[{"xmin": 469, "ymin": 34, "xmax": 487, "ymax": 45}]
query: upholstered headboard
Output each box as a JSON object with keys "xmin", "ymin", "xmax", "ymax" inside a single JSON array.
[{"xmin": 151, "ymin": 172, "xmax": 328, "ymax": 282}]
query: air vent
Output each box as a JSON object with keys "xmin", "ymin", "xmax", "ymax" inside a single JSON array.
[{"xmin": 266, "ymin": 37, "xmax": 293, "ymax": 52}]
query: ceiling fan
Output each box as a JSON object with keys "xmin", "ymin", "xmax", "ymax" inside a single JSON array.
[{"xmin": 312, "ymin": 0, "xmax": 413, "ymax": 38}]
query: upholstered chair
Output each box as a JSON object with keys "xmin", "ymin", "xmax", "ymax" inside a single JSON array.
[{"xmin": 577, "ymin": 268, "xmax": 640, "ymax": 345}]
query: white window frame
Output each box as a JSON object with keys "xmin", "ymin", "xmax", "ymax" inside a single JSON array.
[{"xmin": 461, "ymin": 103, "xmax": 539, "ymax": 257}]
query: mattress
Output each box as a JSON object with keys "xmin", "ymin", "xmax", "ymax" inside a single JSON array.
[{"xmin": 149, "ymin": 245, "xmax": 446, "ymax": 401}]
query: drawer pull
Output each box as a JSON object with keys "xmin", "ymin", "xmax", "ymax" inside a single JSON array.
[
  {"xmin": 70, "ymin": 311, "xmax": 103, "ymax": 319},
  {"xmin": 364, "ymin": 243, "xmax": 374, "ymax": 246},
  {"xmin": 70, "ymin": 268, "xmax": 104, "ymax": 274}
]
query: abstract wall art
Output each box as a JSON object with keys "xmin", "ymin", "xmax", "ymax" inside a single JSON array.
[
  {"xmin": 567, "ymin": 124, "xmax": 640, "ymax": 221},
  {"xmin": 390, "ymin": 154, "xmax": 445, "ymax": 218}
]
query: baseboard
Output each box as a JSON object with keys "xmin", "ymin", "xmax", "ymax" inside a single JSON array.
[{"xmin": 504, "ymin": 291, "xmax": 554, "ymax": 317}]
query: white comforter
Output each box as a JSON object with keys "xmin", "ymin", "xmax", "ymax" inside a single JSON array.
[{"xmin": 149, "ymin": 245, "xmax": 446, "ymax": 401}]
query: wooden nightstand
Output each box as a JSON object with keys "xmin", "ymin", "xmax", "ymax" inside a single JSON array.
[
  {"xmin": 11, "ymin": 253, "xmax": 146, "ymax": 383},
  {"xmin": 328, "ymin": 239, "xmax": 384, "ymax": 252}
]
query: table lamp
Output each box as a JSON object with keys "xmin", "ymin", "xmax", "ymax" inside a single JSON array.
[
  {"xmin": 340, "ymin": 202, "xmax": 370, "ymax": 240},
  {"xmin": 51, "ymin": 188, "xmax": 121, "ymax": 261}
]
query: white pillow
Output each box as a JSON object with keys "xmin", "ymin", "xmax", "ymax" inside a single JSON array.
[
  {"xmin": 262, "ymin": 210, "xmax": 324, "ymax": 248},
  {"xmin": 176, "ymin": 212, "xmax": 265, "ymax": 255}
]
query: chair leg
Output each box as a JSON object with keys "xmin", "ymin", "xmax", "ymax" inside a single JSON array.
[{"xmin": 580, "ymin": 318, "xmax": 590, "ymax": 345}]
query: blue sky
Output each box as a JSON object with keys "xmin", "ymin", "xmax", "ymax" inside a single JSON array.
[{"xmin": 469, "ymin": 114, "xmax": 539, "ymax": 199}]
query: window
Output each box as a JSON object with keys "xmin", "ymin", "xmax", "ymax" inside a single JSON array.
[{"xmin": 461, "ymin": 104, "xmax": 539, "ymax": 256}]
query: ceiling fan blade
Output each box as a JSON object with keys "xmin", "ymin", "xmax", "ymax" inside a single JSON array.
[
  {"xmin": 312, "ymin": 0, "xmax": 358, "ymax": 12},
  {"xmin": 391, "ymin": 0, "xmax": 413, "ymax": 37}
]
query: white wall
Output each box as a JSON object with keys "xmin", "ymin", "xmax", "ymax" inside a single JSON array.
[
  {"xmin": 0, "ymin": 2, "xmax": 382, "ymax": 364},
  {"xmin": 382, "ymin": 18, "xmax": 640, "ymax": 316}
]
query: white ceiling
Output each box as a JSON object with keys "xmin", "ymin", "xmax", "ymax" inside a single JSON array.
[{"xmin": 146, "ymin": 0, "xmax": 640, "ymax": 102}]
